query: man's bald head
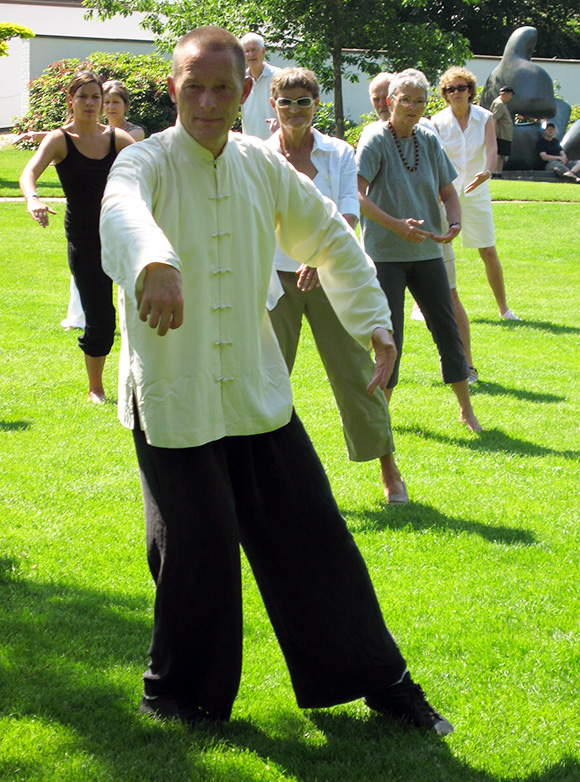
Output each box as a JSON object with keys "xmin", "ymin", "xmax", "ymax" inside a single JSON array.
[
  {"xmin": 369, "ymin": 72, "xmax": 395, "ymax": 121},
  {"xmin": 172, "ymin": 26, "xmax": 246, "ymax": 85}
]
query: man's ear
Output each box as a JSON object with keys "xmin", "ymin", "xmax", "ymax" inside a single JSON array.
[
  {"xmin": 240, "ymin": 77, "xmax": 253, "ymax": 106},
  {"xmin": 167, "ymin": 75, "xmax": 177, "ymax": 104}
]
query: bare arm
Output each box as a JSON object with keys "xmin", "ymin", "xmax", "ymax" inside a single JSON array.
[
  {"xmin": 114, "ymin": 128, "xmax": 136, "ymax": 152},
  {"xmin": 358, "ymin": 175, "xmax": 429, "ymax": 242},
  {"xmin": 430, "ymin": 183, "xmax": 462, "ymax": 243},
  {"xmin": 464, "ymin": 116, "xmax": 496, "ymax": 194},
  {"xmin": 19, "ymin": 131, "xmax": 65, "ymax": 227},
  {"xmin": 539, "ymin": 149, "xmax": 567, "ymax": 163},
  {"xmin": 128, "ymin": 126, "xmax": 145, "ymax": 142},
  {"xmin": 12, "ymin": 130, "xmax": 49, "ymax": 146}
]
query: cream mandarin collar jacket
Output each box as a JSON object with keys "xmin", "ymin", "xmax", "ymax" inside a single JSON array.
[{"xmin": 101, "ymin": 120, "xmax": 391, "ymax": 448}]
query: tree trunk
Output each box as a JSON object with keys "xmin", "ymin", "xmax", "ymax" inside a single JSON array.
[
  {"xmin": 332, "ymin": 44, "xmax": 344, "ymax": 139},
  {"xmin": 330, "ymin": 0, "xmax": 344, "ymax": 138}
]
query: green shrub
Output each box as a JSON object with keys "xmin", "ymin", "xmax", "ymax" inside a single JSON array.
[
  {"xmin": 567, "ymin": 104, "xmax": 580, "ymax": 131},
  {"xmin": 12, "ymin": 51, "xmax": 174, "ymax": 140},
  {"xmin": 344, "ymin": 112, "xmax": 376, "ymax": 149},
  {"xmin": 313, "ymin": 102, "xmax": 357, "ymax": 137}
]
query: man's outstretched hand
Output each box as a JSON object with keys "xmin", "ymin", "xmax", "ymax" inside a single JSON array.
[{"xmin": 137, "ymin": 263, "xmax": 184, "ymax": 336}]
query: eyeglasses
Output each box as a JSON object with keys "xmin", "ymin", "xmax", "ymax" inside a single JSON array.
[
  {"xmin": 444, "ymin": 84, "xmax": 469, "ymax": 94},
  {"xmin": 394, "ymin": 96, "xmax": 427, "ymax": 108},
  {"xmin": 275, "ymin": 96, "xmax": 315, "ymax": 108}
]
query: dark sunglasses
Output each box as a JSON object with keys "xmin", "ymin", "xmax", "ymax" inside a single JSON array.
[
  {"xmin": 444, "ymin": 84, "xmax": 469, "ymax": 94},
  {"xmin": 274, "ymin": 97, "xmax": 315, "ymax": 108}
]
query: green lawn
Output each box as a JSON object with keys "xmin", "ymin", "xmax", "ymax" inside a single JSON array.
[
  {"xmin": 1, "ymin": 177, "xmax": 579, "ymax": 781},
  {"xmin": 0, "ymin": 147, "xmax": 63, "ymax": 198}
]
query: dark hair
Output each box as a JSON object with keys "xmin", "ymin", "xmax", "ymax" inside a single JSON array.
[
  {"xmin": 173, "ymin": 27, "xmax": 246, "ymax": 85},
  {"xmin": 270, "ymin": 67, "xmax": 320, "ymax": 100},
  {"xmin": 546, "ymin": 122, "xmax": 556, "ymax": 128},
  {"xmin": 65, "ymin": 70, "xmax": 103, "ymax": 122}
]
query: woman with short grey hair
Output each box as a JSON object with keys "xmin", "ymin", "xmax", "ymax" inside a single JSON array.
[{"xmin": 357, "ymin": 69, "xmax": 482, "ymax": 432}]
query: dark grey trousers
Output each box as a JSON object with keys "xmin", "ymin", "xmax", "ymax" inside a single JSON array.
[
  {"xmin": 133, "ymin": 410, "xmax": 406, "ymax": 719},
  {"xmin": 375, "ymin": 257, "xmax": 469, "ymax": 388}
]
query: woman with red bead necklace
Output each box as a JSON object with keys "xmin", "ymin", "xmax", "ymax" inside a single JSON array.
[{"xmin": 357, "ymin": 68, "xmax": 481, "ymax": 432}]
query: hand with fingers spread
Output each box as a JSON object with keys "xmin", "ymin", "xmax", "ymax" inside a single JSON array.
[{"xmin": 138, "ymin": 263, "xmax": 184, "ymax": 336}]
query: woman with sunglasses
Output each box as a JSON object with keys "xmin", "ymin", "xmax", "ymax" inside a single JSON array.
[
  {"xmin": 357, "ymin": 68, "xmax": 481, "ymax": 433},
  {"xmin": 265, "ymin": 67, "xmax": 407, "ymax": 503},
  {"xmin": 19, "ymin": 71, "xmax": 134, "ymax": 403},
  {"xmin": 432, "ymin": 67, "xmax": 520, "ymax": 321}
]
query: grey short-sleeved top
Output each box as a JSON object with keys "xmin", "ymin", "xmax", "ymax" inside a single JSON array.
[{"xmin": 356, "ymin": 121, "xmax": 457, "ymax": 263}]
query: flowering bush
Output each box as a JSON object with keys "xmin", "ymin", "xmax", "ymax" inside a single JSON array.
[{"xmin": 12, "ymin": 50, "xmax": 175, "ymax": 140}]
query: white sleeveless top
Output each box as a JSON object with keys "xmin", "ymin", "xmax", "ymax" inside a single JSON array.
[{"xmin": 432, "ymin": 104, "xmax": 492, "ymax": 197}]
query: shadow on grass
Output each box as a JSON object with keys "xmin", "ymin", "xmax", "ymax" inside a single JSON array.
[
  {"xmin": 0, "ymin": 178, "xmax": 22, "ymax": 194},
  {"xmin": 344, "ymin": 503, "xmax": 535, "ymax": 545},
  {"xmin": 0, "ymin": 557, "xmax": 21, "ymax": 580},
  {"xmin": 0, "ymin": 575, "xmax": 204, "ymax": 780},
  {"xmin": 470, "ymin": 380, "xmax": 565, "ymax": 404},
  {"xmin": 394, "ymin": 424, "xmax": 579, "ymax": 461},
  {"xmin": 1, "ymin": 573, "xmax": 577, "ymax": 780},
  {"xmin": 472, "ymin": 316, "xmax": 580, "ymax": 336},
  {"xmin": 0, "ymin": 419, "xmax": 31, "ymax": 432},
  {"xmin": 223, "ymin": 709, "xmax": 580, "ymax": 782}
]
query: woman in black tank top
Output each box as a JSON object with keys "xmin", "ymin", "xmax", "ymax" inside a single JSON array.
[{"xmin": 19, "ymin": 71, "xmax": 134, "ymax": 404}]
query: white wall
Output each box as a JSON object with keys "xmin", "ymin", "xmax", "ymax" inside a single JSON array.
[{"xmin": 0, "ymin": 0, "xmax": 156, "ymax": 126}]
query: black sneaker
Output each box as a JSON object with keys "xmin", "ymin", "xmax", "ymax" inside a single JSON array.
[
  {"xmin": 138, "ymin": 694, "xmax": 219, "ymax": 727},
  {"xmin": 364, "ymin": 672, "xmax": 454, "ymax": 735}
]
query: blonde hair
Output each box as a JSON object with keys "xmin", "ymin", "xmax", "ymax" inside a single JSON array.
[
  {"xmin": 271, "ymin": 67, "xmax": 319, "ymax": 100},
  {"xmin": 439, "ymin": 66, "xmax": 477, "ymax": 104}
]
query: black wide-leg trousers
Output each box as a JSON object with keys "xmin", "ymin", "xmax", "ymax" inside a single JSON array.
[{"xmin": 133, "ymin": 410, "xmax": 406, "ymax": 719}]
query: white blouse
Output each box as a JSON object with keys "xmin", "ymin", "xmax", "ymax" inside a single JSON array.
[
  {"xmin": 432, "ymin": 104, "xmax": 492, "ymax": 197},
  {"xmin": 266, "ymin": 127, "xmax": 360, "ymax": 272}
]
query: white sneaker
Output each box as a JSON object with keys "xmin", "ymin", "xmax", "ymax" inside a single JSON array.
[
  {"xmin": 411, "ymin": 308, "xmax": 425, "ymax": 322},
  {"xmin": 500, "ymin": 309, "xmax": 521, "ymax": 321},
  {"xmin": 468, "ymin": 366, "xmax": 479, "ymax": 384}
]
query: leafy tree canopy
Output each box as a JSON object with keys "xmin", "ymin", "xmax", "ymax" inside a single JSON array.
[
  {"xmin": 0, "ymin": 22, "xmax": 34, "ymax": 56},
  {"xmin": 407, "ymin": 0, "xmax": 580, "ymax": 60},
  {"xmin": 83, "ymin": 0, "xmax": 472, "ymax": 137}
]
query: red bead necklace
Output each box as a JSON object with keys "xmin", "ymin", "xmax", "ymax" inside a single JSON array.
[{"xmin": 387, "ymin": 120, "xmax": 419, "ymax": 172}]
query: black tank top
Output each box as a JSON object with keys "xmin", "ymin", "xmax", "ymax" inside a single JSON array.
[{"xmin": 55, "ymin": 129, "xmax": 117, "ymax": 238}]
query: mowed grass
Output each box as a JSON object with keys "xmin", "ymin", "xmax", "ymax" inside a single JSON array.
[
  {"xmin": 0, "ymin": 146, "xmax": 64, "ymax": 198},
  {"xmin": 0, "ymin": 177, "xmax": 579, "ymax": 782}
]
